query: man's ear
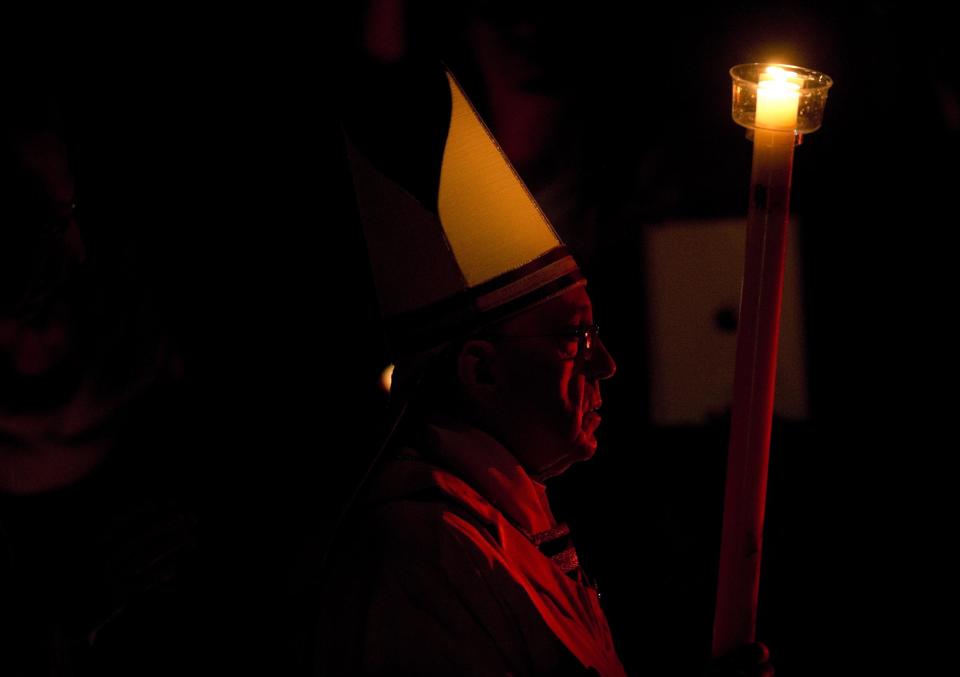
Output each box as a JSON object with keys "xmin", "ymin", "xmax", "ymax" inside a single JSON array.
[{"xmin": 456, "ymin": 339, "xmax": 498, "ymax": 409}]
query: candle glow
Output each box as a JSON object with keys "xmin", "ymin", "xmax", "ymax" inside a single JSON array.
[{"xmin": 755, "ymin": 66, "xmax": 801, "ymax": 131}]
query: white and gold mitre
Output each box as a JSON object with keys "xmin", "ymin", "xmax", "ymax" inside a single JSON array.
[{"xmin": 344, "ymin": 63, "xmax": 584, "ymax": 357}]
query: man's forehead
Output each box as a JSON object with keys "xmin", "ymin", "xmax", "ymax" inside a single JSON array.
[{"xmin": 497, "ymin": 286, "xmax": 593, "ymax": 332}]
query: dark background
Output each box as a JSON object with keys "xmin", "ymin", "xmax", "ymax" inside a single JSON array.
[{"xmin": 9, "ymin": 2, "xmax": 953, "ymax": 674}]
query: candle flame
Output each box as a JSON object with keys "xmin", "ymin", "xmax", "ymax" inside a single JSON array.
[
  {"xmin": 764, "ymin": 66, "xmax": 791, "ymax": 81},
  {"xmin": 761, "ymin": 66, "xmax": 802, "ymax": 92},
  {"xmin": 755, "ymin": 65, "xmax": 802, "ymax": 130}
]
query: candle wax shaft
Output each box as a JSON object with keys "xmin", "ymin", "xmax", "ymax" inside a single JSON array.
[{"xmin": 712, "ymin": 127, "xmax": 795, "ymax": 658}]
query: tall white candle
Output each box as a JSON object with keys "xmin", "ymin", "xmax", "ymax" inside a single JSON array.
[
  {"xmin": 716, "ymin": 62, "xmax": 832, "ymax": 660},
  {"xmin": 714, "ymin": 63, "xmax": 799, "ymax": 659}
]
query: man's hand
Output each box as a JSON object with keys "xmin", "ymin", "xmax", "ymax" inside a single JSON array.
[{"xmin": 708, "ymin": 642, "xmax": 774, "ymax": 677}]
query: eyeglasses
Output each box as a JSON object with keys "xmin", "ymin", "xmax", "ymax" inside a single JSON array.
[{"xmin": 487, "ymin": 324, "xmax": 600, "ymax": 360}]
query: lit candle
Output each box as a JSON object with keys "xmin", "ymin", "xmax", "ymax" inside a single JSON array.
[
  {"xmin": 714, "ymin": 63, "xmax": 831, "ymax": 660},
  {"xmin": 755, "ymin": 66, "xmax": 801, "ymax": 131}
]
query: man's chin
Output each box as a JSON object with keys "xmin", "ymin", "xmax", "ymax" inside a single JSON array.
[
  {"xmin": 578, "ymin": 438, "xmax": 598, "ymax": 464},
  {"xmin": 534, "ymin": 440, "xmax": 597, "ymax": 481}
]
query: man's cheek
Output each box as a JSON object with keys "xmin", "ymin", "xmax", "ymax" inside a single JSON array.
[
  {"xmin": 568, "ymin": 375, "xmax": 586, "ymax": 415},
  {"xmin": 569, "ymin": 406, "xmax": 585, "ymax": 439}
]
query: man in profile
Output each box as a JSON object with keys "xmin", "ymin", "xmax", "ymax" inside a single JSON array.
[
  {"xmin": 316, "ymin": 61, "xmax": 625, "ymax": 674},
  {"xmin": 317, "ymin": 60, "xmax": 771, "ymax": 676}
]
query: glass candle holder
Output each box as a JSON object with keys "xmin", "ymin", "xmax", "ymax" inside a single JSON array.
[{"xmin": 730, "ymin": 63, "xmax": 833, "ymax": 134}]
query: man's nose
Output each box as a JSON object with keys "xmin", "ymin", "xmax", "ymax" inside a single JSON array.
[{"xmin": 588, "ymin": 337, "xmax": 616, "ymax": 380}]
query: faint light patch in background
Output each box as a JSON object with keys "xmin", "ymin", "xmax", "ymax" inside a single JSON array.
[
  {"xmin": 643, "ymin": 217, "xmax": 808, "ymax": 425},
  {"xmin": 380, "ymin": 363, "xmax": 394, "ymax": 394}
]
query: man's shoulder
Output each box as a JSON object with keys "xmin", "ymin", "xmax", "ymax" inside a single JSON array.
[
  {"xmin": 319, "ymin": 459, "xmax": 592, "ymax": 676},
  {"xmin": 361, "ymin": 477, "xmax": 503, "ymax": 566},
  {"xmin": 361, "ymin": 454, "xmax": 502, "ymax": 545}
]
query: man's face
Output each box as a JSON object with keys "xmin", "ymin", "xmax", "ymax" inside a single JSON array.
[
  {"xmin": 489, "ymin": 284, "xmax": 616, "ymax": 480},
  {"xmin": 0, "ymin": 131, "xmax": 85, "ymax": 376}
]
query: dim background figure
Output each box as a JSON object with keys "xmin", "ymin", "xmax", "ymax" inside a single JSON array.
[{"xmin": 0, "ymin": 71, "xmax": 200, "ymax": 675}]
